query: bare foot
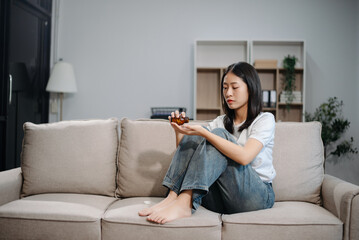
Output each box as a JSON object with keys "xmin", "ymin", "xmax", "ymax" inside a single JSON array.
[
  {"xmin": 147, "ymin": 190, "xmax": 192, "ymax": 224},
  {"xmin": 138, "ymin": 191, "xmax": 177, "ymax": 216}
]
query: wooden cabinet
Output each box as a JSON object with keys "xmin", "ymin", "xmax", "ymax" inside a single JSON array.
[
  {"xmin": 0, "ymin": 0, "xmax": 52, "ymax": 171},
  {"xmin": 194, "ymin": 40, "xmax": 305, "ymax": 122}
]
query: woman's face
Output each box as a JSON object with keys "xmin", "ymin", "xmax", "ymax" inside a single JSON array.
[{"xmin": 223, "ymin": 72, "xmax": 249, "ymax": 111}]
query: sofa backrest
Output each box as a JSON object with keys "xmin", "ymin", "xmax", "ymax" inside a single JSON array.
[
  {"xmin": 116, "ymin": 118, "xmax": 176, "ymax": 197},
  {"xmin": 20, "ymin": 118, "xmax": 324, "ymax": 204},
  {"xmin": 272, "ymin": 122, "xmax": 324, "ymax": 204},
  {"xmin": 21, "ymin": 118, "xmax": 119, "ymax": 197},
  {"xmin": 117, "ymin": 119, "xmax": 324, "ymax": 205}
]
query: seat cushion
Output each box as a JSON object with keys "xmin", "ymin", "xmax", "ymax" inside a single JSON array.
[
  {"xmin": 0, "ymin": 193, "xmax": 116, "ymax": 240},
  {"xmin": 21, "ymin": 118, "xmax": 119, "ymax": 197},
  {"xmin": 102, "ymin": 197, "xmax": 221, "ymax": 240},
  {"xmin": 221, "ymin": 202, "xmax": 342, "ymax": 240},
  {"xmin": 272, "ymin": 122, "xmax": 324, "ymax": 204}
]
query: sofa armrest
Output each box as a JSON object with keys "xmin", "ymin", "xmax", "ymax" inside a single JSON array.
[
  {"xmin": 0, "ymin": 167, "xmax": 22, "ymax": 206},
  {"xmin": 322, "ymin": 174, "xmax": 359, "ymax": 240}
]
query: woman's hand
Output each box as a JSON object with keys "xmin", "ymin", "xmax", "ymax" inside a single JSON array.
[
  {"xmin": 168, "ymin": 110, "xmax": 205, "ymax": 136},
  {"xmin": 168, "ymin": 110, "xmax": 186, "ymax": 125},
  {"xmin": 168, "ymin": 110, "xmax": 204, "ymax": 146},
  {"xmin": 170, "ymin": 123, "xmax": 205, "ymax": 137}
]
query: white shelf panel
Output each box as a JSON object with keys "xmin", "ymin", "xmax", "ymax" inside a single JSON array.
[
  {"xmin": 252, "ymin": 40, "xmax": 305, "ymax": 68},
  {"xmin": 196, "ymin": 40, "xmax": 249, "ymax": 68}
]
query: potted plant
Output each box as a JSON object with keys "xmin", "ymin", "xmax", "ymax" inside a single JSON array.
[
  {"xmin": 305, "ymin": 97, "xmax": 358, "ymax": 168},
  {"xmin": 282, "ymin": 55, "xmax": 298, "ymax": 111}
]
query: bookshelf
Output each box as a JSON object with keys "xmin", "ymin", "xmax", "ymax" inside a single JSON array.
[
  {"xmin": 194, "ymin": 40, "xmax": 249, "ymax": 120},
  {"xmin": 194, "ymin": 40, "xmax": 305, "ymax": 122},
  {"xmin": 252, "ymin": 40, "xmax": 305, "ymax": 122}
]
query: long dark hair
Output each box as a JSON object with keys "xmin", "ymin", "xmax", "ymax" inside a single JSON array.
[{"xmin": 221, "ymin": 62, "xmax": 263, "ymax": 133}]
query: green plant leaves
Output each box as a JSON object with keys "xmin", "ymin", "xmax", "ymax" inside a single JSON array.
[
  {"xmin": 282, "ymin": 55, "xmax": 298, "ymax": 110},
  {"xmin": 331, "ymin": 137, "xmax": 358, "ymax": 157},
  {"xmin": 305, "ymin": 97, "xmax": 358, "ymax": 162}
]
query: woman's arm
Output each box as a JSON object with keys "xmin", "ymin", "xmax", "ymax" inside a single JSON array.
[
  {"xmin": 171, "ymin": 124, "xmax": 263, "ymax": 165},
  {"xmin": 174, "ymin": 130, "xmax": 184, "ymax": 147},
  {"xmin": 202, "ymin": 129, "xmax": 262, "ymax": 165}
]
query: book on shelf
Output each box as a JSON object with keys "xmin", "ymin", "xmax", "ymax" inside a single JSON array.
[
  {"xmin": 262, "ymin": 90, "xmax": 277, "ymax": 108},
  {"xmin": 279, "ymin": 91, "xmax": 302, "ymax": 103},
  {"xmin": 263, "ymin": 90, "xmax": 269, "ymax": 107},
  {"xmin": 269, "ymin": 90, "xmax": 276, "ymax": 108}
]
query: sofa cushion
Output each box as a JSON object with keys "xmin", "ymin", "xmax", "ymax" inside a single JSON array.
[
  {"xmin": 0, "ymin": 193, "xmax": 116, "ymax": 240},
  {"xmin": 221, "ymin": 202, "xmax": 342, "ymax": 240},
  {"xmin": 102, "ymin": 197, "xmax": 221, "ymax": 240},
  {"xmin": 116, "ymin": 118, "xmax": 210, "ymax": 198},
  {"xmin": 21, "ymin": 118, "xmax": 119, "ymax": 197},
  {"xmin": 272, "ymin": 122, "xmax": 324, "ymax": 204},
  {"xmin": 117, "ymin": 118, "xmax": 177, "ymax": 197}
]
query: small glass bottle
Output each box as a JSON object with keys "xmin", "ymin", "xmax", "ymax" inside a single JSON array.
[{"xmin": 170, "ymin": 116, "xmax": 189, "ymax": 125}]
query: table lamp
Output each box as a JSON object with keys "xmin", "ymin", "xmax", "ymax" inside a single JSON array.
[{"xmin": 46, "ymin": 61, "xmax": 77, "ymax": 121}]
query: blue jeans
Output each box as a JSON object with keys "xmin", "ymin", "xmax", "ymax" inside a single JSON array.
[{"xmin": 162, "ymin": 128, "xmax": 275, "ymax": 214}]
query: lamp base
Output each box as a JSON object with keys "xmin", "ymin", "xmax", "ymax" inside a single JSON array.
[{"xmin": 59, "ymin": 92, "xmax": 63, "ymax": 121}]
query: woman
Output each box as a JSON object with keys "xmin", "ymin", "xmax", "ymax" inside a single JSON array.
[{"xmin": 139, "ymin": 62, "xmax": 276, "ymax": 224}]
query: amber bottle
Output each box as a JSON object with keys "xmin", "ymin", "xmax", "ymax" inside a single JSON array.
[{"xmin": 170, "ymin": 116, "xmax": 189, "ymax": 125}]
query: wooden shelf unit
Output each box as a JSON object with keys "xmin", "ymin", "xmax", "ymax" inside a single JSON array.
[
  {"xmin": 194, "ymin": 40, "xmax": 306, "ymax": 122},
  {"xmin": 252, "ymin": 40, "xmax": 306, "ymax": 122},
  {"xmin": 256, "ymin": 67, "xmax": 304, "ymax": 122},
  {"xmin": 196, "ymin": 68, "xmax": 223, "ymax": 120},
  {"xmin": 194, "ymin": 40, "xmax": 249, "ymax": 120}
]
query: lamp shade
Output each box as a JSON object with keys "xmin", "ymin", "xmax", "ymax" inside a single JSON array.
[{"xmin": 46, "ymin": 61, "xmax": 77, "ymax": 93}]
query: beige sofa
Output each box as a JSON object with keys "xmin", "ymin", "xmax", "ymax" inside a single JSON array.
[{"xmin": 0, "ymin": 118, "xmax": 358, "ymax": 240}]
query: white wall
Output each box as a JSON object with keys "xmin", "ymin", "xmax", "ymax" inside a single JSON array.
[
  {"xmin": 51, "ymin": 0, "xmax": 359, "ymax": 184},
  {"xmin": 325, "ymin": 0, "xmax": 359, "ymax": 185}
]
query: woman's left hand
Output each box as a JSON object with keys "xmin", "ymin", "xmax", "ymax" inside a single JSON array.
[{"xmin": 170, "ymin": 123, "xmax": 206, "ymax": 137}]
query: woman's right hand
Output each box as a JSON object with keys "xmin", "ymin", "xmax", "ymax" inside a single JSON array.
[{"xmin": 168, "ymin": 110, "xmax": 186, "ymax": 125}]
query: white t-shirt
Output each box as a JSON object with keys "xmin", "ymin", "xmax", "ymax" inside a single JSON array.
[{"xmin": 207, "ymin": 112, "xmax": 276, "ymax": 182}]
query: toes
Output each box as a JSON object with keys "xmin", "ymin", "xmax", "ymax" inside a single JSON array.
[
  {"xmin": 147, "ymin": 213, "xmax": 165, "ymax": 224},
  {"xmin": 160, "ymin": 217, "xmax": 167, "ymax": 224},
  {"xmin": 147, "ymin": 213, "xmax": 157, "ymax": 223},
  {"xmin": 138, "ymin": 208, "xmax": 151, "ymax": 216},
  {"xmin": 154, "ymin": 215, "xmax": 162, "ymax": 223},
  {"xmin": 138, "ymin": 209, "xmax": 147, "ymax": 216}
]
